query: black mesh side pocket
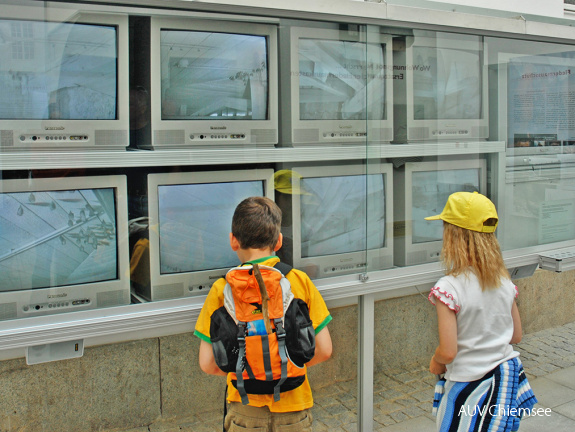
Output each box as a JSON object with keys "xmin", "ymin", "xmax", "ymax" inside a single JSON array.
[
  {"xmin": 209, "ymin": 307, "xmax": 239, "ymax": 373},
  {"xmin": 284, "ymin": 299, "xmax": 315, "ymax": 367}
]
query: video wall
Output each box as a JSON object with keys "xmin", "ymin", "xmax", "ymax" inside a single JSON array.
[{"xmin": 1, "ymin": 3, "xmax": 575, "ymax": 321}]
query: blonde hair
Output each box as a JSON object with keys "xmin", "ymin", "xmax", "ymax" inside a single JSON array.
[{"xmin": 441, "ymin": 222, "xmax": 509, "ymax": 290}]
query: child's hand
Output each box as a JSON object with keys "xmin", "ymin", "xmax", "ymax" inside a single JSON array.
[{"xmin": 429, "ymin": 356, "xmax": 447, "ymax": 375}]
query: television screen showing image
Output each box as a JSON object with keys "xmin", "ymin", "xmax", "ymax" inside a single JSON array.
[
  {"xmin": 300, "ymin": 174, "xmax": 385, "ymax": 258},
  {"xmin": 0, "ymin": 174, "xmax": 129, "ymax": 321},
  {"xmin": 288, "ymin": 163, "xmax": 393, "ymax": 278},
  {"xmin": 150, "ymin": 17, "xmax": 278, "ymax": 148},
  {"xmin": 280, "ymin": 26, "xmax": 393, "ymax": 145},
  {"xmin": 0, "ymin": 187, "xmax": 119, "ymax": 291},
  {"xmin": 146, "ymin": 169, "xmax": 274, "ymax": 301},
  {"xmin": 157, "ymin": 180, "xmax": 264, "ymax": 275},
  {"xmin": 411, "ymin": 168, "xmax": 480, "ymax": 243},
  {"xmin": 412, "ymin": 46, "xmax": 482, "ymax": 121},
  {"xmin": 0, "ymin": 19, "xmax": 118, "ymax": 121},
  {"xmin": 403, "ymin": 33, "xmax": 488, "ymax": 141},
  {"xmin": 298, "ymin": 38, "xmax": 386, "ymax": 121},
  {"xmin": 159, "ymin": 29, "xmax": 269, "ymax": 121},
  {"xmin": 393, "ymin": 159, "xmax": 486, "ymax": 267}
]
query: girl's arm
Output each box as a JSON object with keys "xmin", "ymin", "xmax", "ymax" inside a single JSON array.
[
  {"xmin": 430, "ymin": 300, "xmax": 458, "ymax": 375},
  {"xmin": 510, "ymin": 300, "xmax": 522, "ymax": 344}
]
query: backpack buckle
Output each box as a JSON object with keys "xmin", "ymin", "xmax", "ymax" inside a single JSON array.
[
  {"xmin": 237, "ymin": 322, "xmax": 247, "ymax": 341},
  {"xmin": 274, "ymin": 318, "xmax": 285, "ymax": 338}
]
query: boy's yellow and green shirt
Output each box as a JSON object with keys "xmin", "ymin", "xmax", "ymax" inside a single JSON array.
[{"xmin": 194, "ymin": 256, "xmax": 332, "ymax": 412}]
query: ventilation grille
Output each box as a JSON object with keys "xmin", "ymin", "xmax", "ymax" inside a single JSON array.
[
  {"xmin": 293, "ymin": 128, "xmax": 320, "ymax": 144},
  {"xmin": 1, "ymin": 130, "xmax": 14, "ymax": 147},
  {"xmin": 96, "ymin": 290, "xmax": 127, "ymax": 308},
  {"xmin": 153, "ymin": 283, "xmax": 185, "ymax": 301},
  {"xmin": 250, "ymin": 129, "xmax": 277, "ymax": 144},
  {"xmin": 94, "ymin": 130, "xmax": 128, "ymax": 146},
  {"xmin": 154, "ymin": 130, "xmax": 185, "ymax": 145},
  {"xmin": 0, "ymin": 302, "xmax": 17, "ymax": 321}
]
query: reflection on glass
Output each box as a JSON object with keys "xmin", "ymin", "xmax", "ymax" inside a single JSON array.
[
  {"xmin": 160, "ymin": 30, "xmax": 269, "ymax": 120},
  {"xmin": 507, "ymin": 51, "xmax": 575, "ymax": 150},
  {"xmin": 504, "ymin": 170, "xmax": 575, "ymax": 249},
  {"xmin": 299, "ymin": 38, "xmax": 386, "ymax": 121},
  {"xmin": 0, "ymin": 188, "xmax": 118, "ymax": 291},
  {"xmin": 300, "ymin": 174, "xmax": 385, "ymax": 258},
  {"xmin": 412, "ymin": 169, "xmax": 480, "ymax": 243},
  {"xmin": 157, "ymin": 181, "xmax": 264, "ymax": 274},
  {"xmin": 0, "ymin": 20, "xmax": 117, "ymax": 120}
]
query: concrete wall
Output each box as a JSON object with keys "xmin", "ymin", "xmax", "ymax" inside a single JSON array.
[{"xmin": 0, "ymin": 269, "xmax": 573, "ymax": 431}]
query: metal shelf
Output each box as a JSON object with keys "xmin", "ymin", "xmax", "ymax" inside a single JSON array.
[{"xmin": 0, "ymin": 141, "xmax": 505, "ymax": 171}]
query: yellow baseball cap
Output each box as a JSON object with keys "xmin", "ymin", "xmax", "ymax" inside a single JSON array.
[
  {"xmin": 274, "ymin": 169, "xmax": 310, "ymax": 195},
  {"xmin": 424, "ymin": 191, "xmax": 498, "ymax": 233}
]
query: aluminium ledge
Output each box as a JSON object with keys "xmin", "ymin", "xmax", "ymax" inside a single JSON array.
[
  {"xmin": 0, "ymin": 142, "xmax": 506, "ymax": 171},
  {"xmin": 0, "ymin": 298, "xmax": 203, "ymax": 351},
  {"xmin": 0, "ymin": 242, "xmax": 570, "ymax": 353}
]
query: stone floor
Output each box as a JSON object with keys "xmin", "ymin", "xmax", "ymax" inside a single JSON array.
[{"xmin": 109, "ymin": 321, "xmax": 575, "ymax": 432}]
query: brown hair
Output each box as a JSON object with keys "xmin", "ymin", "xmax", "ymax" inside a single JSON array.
[
  {"xmin": 232, "ymin": 196, "xmax": 282, "ymax": 250},
  {"xmin": 441, "ymin": 221, "xmax": 509, "ymax": 290}
]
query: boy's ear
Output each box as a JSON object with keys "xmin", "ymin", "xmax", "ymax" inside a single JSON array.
[
  {"xmin": 230, "ymin": 233, "xmax": 240, "ymax": 251},
  {"xmin": 273, "ymin": 233, "xmax": 283, "ymax": 252}
]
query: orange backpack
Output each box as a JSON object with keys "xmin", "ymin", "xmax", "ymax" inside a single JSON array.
[{"xmin": 210, "ymin": 262, "xmax": 315, "ymax": 404}]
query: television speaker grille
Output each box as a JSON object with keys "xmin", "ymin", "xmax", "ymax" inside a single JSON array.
[
  {"xmin": 95, "ymin": 130, "xmax": 128, "ymax": 147},
  {"xmin": 293, "ymin": 128, "xmax": 319, "ymax": 143},
  {"xmin": 97, "ymin": 290, "xmax": 127, "ymax": 308},
  {"xmin": 250, "ymin": 129, "xmax": 277, "ymax": 144},
  {"xmin": 153, "ymin": 283, "xmax": 185, "ymax": 300},
  {"xmin": 154, "ymin": 130, "xmax": 186, "ymax": 145},
  {"xmin": 1, "ymin": 130, "xmax": 14, "ymax": 147},
  {"xmin": 0, "ymin": 302, "xmax": 17, "ymax": 321}
]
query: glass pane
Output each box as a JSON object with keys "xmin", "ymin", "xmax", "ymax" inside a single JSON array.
[{"xmin": 487, "ymin": 36, "xmax": 575, "ymax": 250}]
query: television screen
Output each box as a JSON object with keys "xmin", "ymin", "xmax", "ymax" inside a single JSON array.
[
  {"xmin": 0, "ymin": 187, "xmax": 118, "ymax": 292},
  {"xmin": 412, "ymin": 46, "xmax": 482, "ymax": 121},
  {"xmin": 157, "ymin": 180, "xmax": 264, "ymax": 274},
  {"xmin": 411, "ymin": 168, "xmax": 480, "ymax": 243},
  {"xmin": 300, "ymin": 173, "xmax": 385, "ymax": 258},
  {"xmin": 298, "ymin": 38, "xmax": 386, "ymax": 121},
  {"xmin": 159, "ymin": 29, "xmax": 269, "ymax": 121},
  {"xmin": 0, "ymin": 19, "xmax": 118, "ymax": 120}
]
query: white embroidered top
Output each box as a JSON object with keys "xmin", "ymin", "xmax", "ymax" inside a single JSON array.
[{"xmin": 428, "ymin": 271, "xmax": 520, "ymax": 382}]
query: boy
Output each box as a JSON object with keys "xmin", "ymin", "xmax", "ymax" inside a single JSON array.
[{"xmin": 194, "ymin": 196, "xmax": 332, "ymax": 431}]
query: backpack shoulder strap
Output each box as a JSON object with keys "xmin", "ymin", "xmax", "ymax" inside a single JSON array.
[{"xmin": 273, "ymin": 261, "xmax": 293, "ymax": 276}]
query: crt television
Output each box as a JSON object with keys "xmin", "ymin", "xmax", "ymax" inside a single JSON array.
[
  {"xmin": 286, "ymin": 163, "xmax": 393, "ymax": 279},
  {"xmin": 0, "ymin": 7, "xmax": 129, "ymax": 151},
  {"xmin": 280, "ymin": 25, "xmax": 394, "ymax": 146},
  {"xmin": 146, "ymin": 169, "xmax": 274, "ymax": 301},
  {"xmin": 393, "ymin": 158, "xmax": 487, "ymax": 266},
  {"xmin": 150, "ymin": 17, "xmax": 278, "ymax": 149},
  {"xmin": 404, "ymin": 32, "xmax": 488, "ymax": 142},
  {"xmin": 0, "ymin": 175, "xmax": 130, "ymax": 321}
]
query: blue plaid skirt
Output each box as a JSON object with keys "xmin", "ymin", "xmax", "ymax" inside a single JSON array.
[{"xmin": 432, "ymin": 357, "xmax": 538, "ymax": 432}]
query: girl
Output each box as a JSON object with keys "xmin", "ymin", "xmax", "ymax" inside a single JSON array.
[{"xmin": 426, "ymin": 191, "xmax": 537, "ymax": 432}]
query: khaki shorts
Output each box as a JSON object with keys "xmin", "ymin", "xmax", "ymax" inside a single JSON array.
[{"xmin": 224, "ymin": 402, "xmax": 313, "ymax": 432}]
